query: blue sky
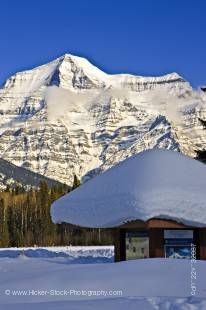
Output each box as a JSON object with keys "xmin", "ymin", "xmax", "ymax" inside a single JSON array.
[{"xmin": 0, "ymin": 0, "xmax": 206, "ymax": 87}]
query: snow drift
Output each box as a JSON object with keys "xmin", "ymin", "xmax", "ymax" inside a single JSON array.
[
  {"xmin": 51, "ymin": 149, "xmax": 206, "ymax": 228},
  {"xmin": 0, "ymin": 256, "xmax": 206, "ymax": 309}
]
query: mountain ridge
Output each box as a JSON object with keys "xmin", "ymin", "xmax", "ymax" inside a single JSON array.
[
  {"xmin": 0, "ymin": 157, "xmax": 66, "ymax": 190},
  {"xmin": 0, "ymin": 53, "xmax": 205, "ymax": 185}
]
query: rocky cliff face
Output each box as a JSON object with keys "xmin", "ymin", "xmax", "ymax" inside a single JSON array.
[{"xmin": 0, "ymin": 54, "xmax": 206, "ymax": 185}]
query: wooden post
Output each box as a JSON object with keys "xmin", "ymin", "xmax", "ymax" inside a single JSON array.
[
  {"xmin": 149, "ymin": 228, "xmax": 164, "ymax": 258},
  {"xmin": 199, "ymin": 228, "xmax": 206, "ymax": 260},
  {"xmin": 113, "ymin": 229, "xmax": 121, "ymax": 262}
]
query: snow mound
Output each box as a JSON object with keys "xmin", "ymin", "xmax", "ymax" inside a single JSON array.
[
  {"xmin": 0, "ymin": 246, "xmax": 113, "ymax": 263},
  {"xmin": 51, "ymin": 149, "xmax": 206, "ymax": 228}
]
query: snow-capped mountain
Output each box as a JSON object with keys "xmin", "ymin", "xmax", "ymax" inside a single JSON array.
[
  {"xmin": 0, "ymin": 158, "xmax": 64, "ymax": 190},
  {"xmin": 0, "ymin": 53, "xmax": 206, "ymax": 185}
]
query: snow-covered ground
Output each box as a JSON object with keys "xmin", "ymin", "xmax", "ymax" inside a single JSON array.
[{"xmin": 0, "ymin": 247, "xmax": 206, "ymax": 309}]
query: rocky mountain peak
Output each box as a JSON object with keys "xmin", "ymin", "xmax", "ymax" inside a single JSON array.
[{"xmin": 0, "ymin": 53, "xmax": 205, "ymax": 186}]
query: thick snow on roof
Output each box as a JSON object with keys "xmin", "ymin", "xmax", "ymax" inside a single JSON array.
[{"xmin": 51, "ymin": 149, "xmax": 206, "ymax": 228}]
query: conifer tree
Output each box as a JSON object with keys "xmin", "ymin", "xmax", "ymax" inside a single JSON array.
[
  {"xmin": 72, "ymin": 174, "xmax": 81, "ymax": 190},
  {"xmin": 196, "ymin": 118, "xmax": 206, "ymax": 163},
  {"xmin": 0, "ymin": 199, "xmax": 9, "ymax": 247}
]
